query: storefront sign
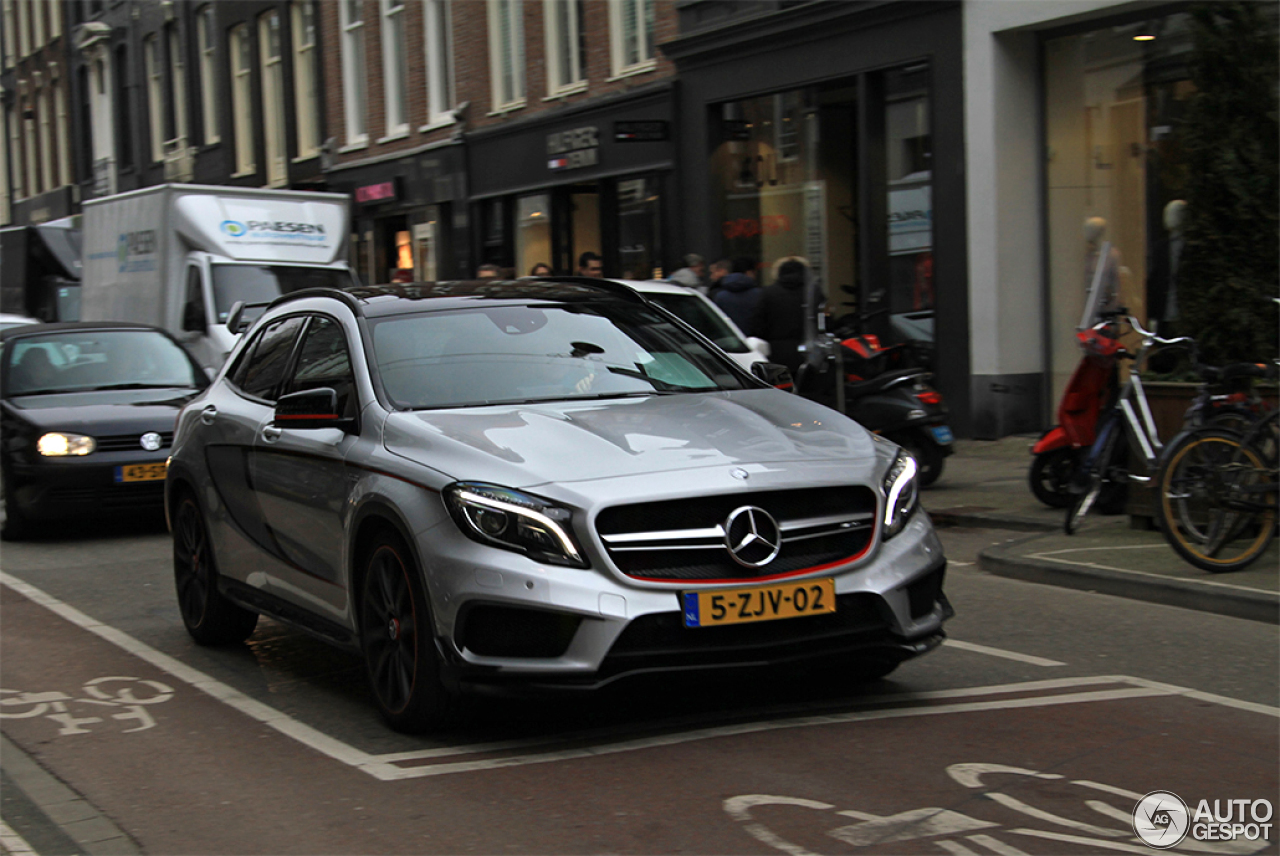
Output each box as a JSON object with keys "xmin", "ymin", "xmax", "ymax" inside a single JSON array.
[
  {"xmin": 355, "ymin": 180, "xmax": 399, "ymax": 204},
  {"xmin": 614, "ymin": 121, "xmax": 669, "ymax": 143},
  {"xmin": 547, "ymin": 126, "xmax": 599, "ymax": 171}
]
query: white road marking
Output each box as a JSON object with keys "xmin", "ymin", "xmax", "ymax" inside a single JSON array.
[
  {"xmin": 3, "ymin": 571, "xmax": 1276, "ymax": 783},
  {"xmin": 943, "ymin": 640, "xmax": 1066, "ymax": 667},
  {"xmin": 0, "ymin": 821, "xmax": 35, "ymax": 855},
  {"xmin": 1026, "ymin": 546, "xmax": 1275, "ymax": 595}
]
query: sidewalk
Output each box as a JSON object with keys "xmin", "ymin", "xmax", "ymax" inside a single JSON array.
[{"xmin": 924, "ymin": 436, "xmax": 1279, "ymax": 625}]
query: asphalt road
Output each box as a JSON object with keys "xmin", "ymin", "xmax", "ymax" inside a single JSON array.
[{"xmin": 1, "ymin": 517, "xmax": 1277, "ymax": 855}]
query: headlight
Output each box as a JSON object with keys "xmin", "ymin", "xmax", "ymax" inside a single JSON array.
[
  {"xmin": 37, "ymin": 433, "xmax": 96, "ymax": 457},
  {"xmin": 444, "ymin": 482, "xmax": 587, "ymax": 568},
  {"xmin": 882, "ymin": 451, "xmax": 919, "ymax": 539}
]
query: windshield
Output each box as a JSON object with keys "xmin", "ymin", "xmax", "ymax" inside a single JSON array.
[
  {"xmin": 211, "ymin": 265, "xmax": 354, "ymax": 324},
  {"xmin": 4, "ymin": 330, "xmax": 200, "ymax": 396},
  {"xmin": 643, "ymin": 291, "xmax": 749, "ymax": 353},
  {"xmin": 371, "ymin": 300, "xmax": 752, "ymax": 409}
]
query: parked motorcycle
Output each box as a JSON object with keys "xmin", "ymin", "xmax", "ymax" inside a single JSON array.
[
  {"xmin": 1029, "ymin": 318, "xmax": 1126, "ymax": 509},
  {"xmin": 797, "ymin": 316, "xmax": 953, "ymax": 486}
]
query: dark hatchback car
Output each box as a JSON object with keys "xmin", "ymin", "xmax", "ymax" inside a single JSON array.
[{"xmin": 1, "ymin": 322, "xmax": 209, "ymax": 539}]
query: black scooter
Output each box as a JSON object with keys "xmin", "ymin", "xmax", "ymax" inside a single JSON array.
[{"xmin": 795, "ymin": 310, "xmax": 953, "ymax": 486}]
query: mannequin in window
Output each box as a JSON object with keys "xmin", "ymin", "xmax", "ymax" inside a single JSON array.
[
  {"xmin": 1147, "ymin": 199, "xmax": 1187, "ymax": 330},
  {"xmin": 1084, "ymin": 216, "xmax": 1123, "ymax": 318}
]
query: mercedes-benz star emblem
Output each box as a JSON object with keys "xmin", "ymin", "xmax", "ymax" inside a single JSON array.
[
  {"xmin": 140, "ymin": 432, "xmax": 163, "ymax": 452},
  {"xmin": 724, "ymin": 506, "xmax": 782, "ymax": 568}
]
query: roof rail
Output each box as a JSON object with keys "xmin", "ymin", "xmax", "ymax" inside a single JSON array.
[
  {"xmin": 539, "ymin": 276, "xmax": 646, "ymax": 303},
  {"xmin": 262, "ymin": 287, "xmax": 364, "ymax": 317}
]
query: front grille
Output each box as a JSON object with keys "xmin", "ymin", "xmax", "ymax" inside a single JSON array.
[
  {"xmin": 599, "ymin": 593, "xmax": 891, "ymax": 676},
  {"xmin": 45, "ymin": 482, "xmax": 165, "ymax": 510},
  {"xmin": 596, "ymin": 486, "xmax": 878, "ymax": 581},
  {"xmin": 94, "ymin": 432, "xmax": 173, "ymax": 453}
]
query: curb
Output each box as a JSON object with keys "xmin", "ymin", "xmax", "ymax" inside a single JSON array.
[
  {"xmin": 928, "ymin": 509, "xmax": 1059, "ymax": 532},
  {"xmin": 0, "ymin": 733, "xmax": 140, "ymax": 856},
  {"xmin": 979, "ymin": 536, "xmax": 1280, "ymax": 625}
]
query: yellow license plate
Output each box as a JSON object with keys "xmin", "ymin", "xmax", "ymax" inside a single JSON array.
[
  {"xmin": 115, "ymin": 463, "xmax": 168, "ymax": 483},
  {"xmin": 682, "ymin": 578, "xmax": 836, "ymax": 628}
]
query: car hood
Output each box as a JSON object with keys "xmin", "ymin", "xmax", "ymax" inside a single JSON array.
[
  {"xmin": 382, "ymin": 389, "xmax": 879, "ymax": 488},
  {"xmin": 4, "ymin": 389, "xmax": 199, "ymax": 434}
]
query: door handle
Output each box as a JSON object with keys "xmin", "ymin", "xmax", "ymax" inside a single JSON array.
[
  {"xmin": 200, "ymin": 405, "xmax": 217, "ymax": 425},
  {"xmin": 261, "ymin": 425, "xmax": 283, "ymax": 443}
]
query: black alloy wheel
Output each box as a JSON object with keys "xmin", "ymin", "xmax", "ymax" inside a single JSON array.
[
  {"xmin": 359, "ymin": 531, "xmax": 452, "ymax": 732},
  {"xmin": 173, "ymin": 492, "xmax": 258, "ymax": 645}
]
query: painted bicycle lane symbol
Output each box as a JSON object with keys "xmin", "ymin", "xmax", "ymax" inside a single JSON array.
[
  {"xmin": 0, "ymin": 677, "xmax": 174, "ymax": 736},
  {"xmin": 725, "ymin": 763, "xmax": 1266, "ymax": 855}
]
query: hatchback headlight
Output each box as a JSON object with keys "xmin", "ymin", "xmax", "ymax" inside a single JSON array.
[
  {"xmin": 882, "ymin": 451, "xmax": 919, "ymax": 539},
  {"xmin": 444, "ymin": 482, "xmax": 587, "ymax": 568},
  {"xmin": 38, "ymin": 432, "xmax": 96, "ymax": 457}
]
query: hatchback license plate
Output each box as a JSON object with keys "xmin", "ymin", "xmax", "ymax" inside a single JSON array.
[
  {"xmin": 682, "ymin": 578, "xmax": 836, "ymax": 628},
  {"xmin": 115, "ymin": 463, "xmax": 167, "ymax": 483},
  {"xmin": 929, "ymin": 425, "xmax": 955, "ymax": 445}
]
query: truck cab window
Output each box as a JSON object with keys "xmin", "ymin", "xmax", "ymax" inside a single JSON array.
[{"xmin": 183, "ymin": 266, "xmax": 207, "ymax": 333}]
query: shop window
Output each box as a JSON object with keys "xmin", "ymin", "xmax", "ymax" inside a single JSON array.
[
  {"xmin": 197, "ymin": 6, "xmax": 218, "ymax": 145},
  {"xmin": 488, "ymin": 0, "xmax": 525, "ymax": 112},
  {"xmin": 1044, "ymin": 14, "xmax": 1199, "ymax": 405},
  {"xmin": 413, "ymin": 209, "xmax": 441, "ymax": 282},
  {"xmin": 609, "ymin": 0, "xmax": 655, "ymax": 78},
  {"xmin": 230, "ymin": 24, "xmax": 254, "ymax": 174},
  {"xmin": 259, "ymin": 10, "xmax": 287, "ymax": 186},
  {"xmin": 616, "ymin": 177, "xmax": 660, "ymax": 280},
  {"xmin": 570, "ymin": 186, "xmax": 600, "ymax": 273},
  {"xmin": 144, "ymin": 34, "xmax": 164, "ymax": 163},
  {"xmin": 340, "ymin": 0, "xmax": 369, "ymax": 146},
  {"xmin": 113, "ymin": 45, "xmax": 131, "ymax": 171},
  {"xmin": 380, "ymin": 0, "xmax": 409, "ymax": 138},
  {"xmin": 544, "ymin": 0, "xmax": 586, "ymax": 95},
  {"xmin": 884, "ymin": 64, "xmax": 933, "ymax": 344},
  {"xmin": 516, "ymin": 194, "xmax": 552, "ymax": 277},
  {"xmin": 422, "ymin": 0, "xmax": 454, "ymax": 127}
]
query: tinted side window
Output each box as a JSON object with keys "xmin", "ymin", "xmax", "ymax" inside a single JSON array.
[
  {"xmin": 284, "ymin": 316, "xmax": 357, "ymax": 418},
  {"xmin": 230, "ymin": 316, "xmax": 306, "ymax": 401}
]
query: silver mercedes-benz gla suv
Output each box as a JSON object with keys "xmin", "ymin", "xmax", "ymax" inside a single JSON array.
[{"xmin": 166, "ymin": 279, "xmax": 951, "ymax": 732}]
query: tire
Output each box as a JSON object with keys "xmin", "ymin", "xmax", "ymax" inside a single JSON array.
[
  {"xmin": 0, "ymin": 473, "xmax": 32, "ymax": 541},
  {"xmin": 358, "ymin": 531, "xmax": 453, "ymax": 733},
  {"xmin": 1157, "ymin": 430, "xmax": 1277, "ymax": 573},
  {"xmin": 1029, "ymin": 448, "xmax": 1079, "ymax": 509},
  {"xmin": 173, "ymin": 491, "xmax": 259, "ymax": 645},
  {"xmin": 888, "ymin": 430, "xmax": 945, "ymax": 488}
]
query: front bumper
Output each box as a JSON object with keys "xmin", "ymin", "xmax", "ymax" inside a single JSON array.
[
  {"xmin": 421, "ymin": 506, "xmax": 950, "ymax": 694},
  {"xmin": 5, "ymin": 454, "xmax": 169, "ymax": 521}
]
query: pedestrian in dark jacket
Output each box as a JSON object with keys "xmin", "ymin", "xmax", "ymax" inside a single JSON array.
[
  {"xmin": 749, "ymin": 259, "xmax": 810, "ymax": 375},
  {"xmin": 712, "ymin": 257, "xmax": 762, "ymax": 332}
]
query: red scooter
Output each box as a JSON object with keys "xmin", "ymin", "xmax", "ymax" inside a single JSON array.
[{"xmin": 1028, "ymin": 320, "xmax": 1126, "ymax": 509}]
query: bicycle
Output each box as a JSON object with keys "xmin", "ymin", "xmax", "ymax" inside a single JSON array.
[
  {"xmin": 1064, "ymin": 316, "xmax": 1195, "ymax": 534},
  {"xmin": 1157, "ymin": 404, "xmax": 1278, "ymax": 572},
  {"xmin": 1062, "ymin": 315, "xmax": 1275, "ymax": 536}
]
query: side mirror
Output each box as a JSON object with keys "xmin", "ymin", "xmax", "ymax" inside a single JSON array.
[
  {"xmin": 274, "ymin": 388, "xmax": 355, "ymax": 432},
  {"xmin": 751, "ymin": 361, "xmax": 794, "ymax": 391},
  {"xmin": 182, "ymin": 301, "xmax": 208, "ymax": 334}
]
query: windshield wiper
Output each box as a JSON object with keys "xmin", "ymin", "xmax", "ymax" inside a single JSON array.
[{"xmin": 88, "ymin": 383, "xmax": 193, "ymax": 391}]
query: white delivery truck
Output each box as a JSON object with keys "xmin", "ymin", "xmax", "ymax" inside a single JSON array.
[{"xmin": 81, "ymin": 184, "xmax": 355, "ymax": 371}]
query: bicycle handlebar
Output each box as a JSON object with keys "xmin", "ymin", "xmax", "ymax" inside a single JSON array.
[{"xmin": 1126, "ymin": 315, "xmax": 1194, "ymax": 349}]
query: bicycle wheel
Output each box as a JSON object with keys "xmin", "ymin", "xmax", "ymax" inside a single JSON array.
[{"xmin": 1157, "ymin": 428, "xmax": 1277, "ymax": 572}]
